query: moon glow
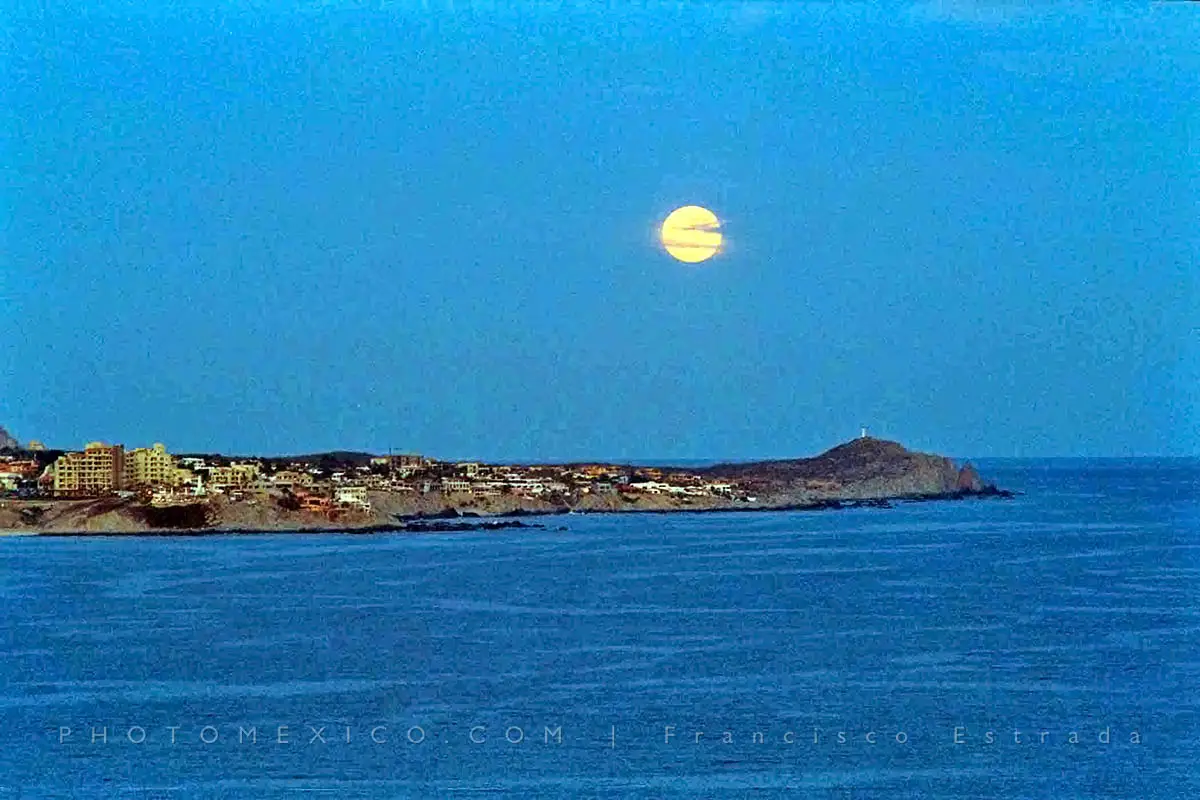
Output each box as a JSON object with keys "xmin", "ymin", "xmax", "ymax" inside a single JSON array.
[{"xmin": 660, "ymin": 205, "xmax": 722, "ymax": 263}]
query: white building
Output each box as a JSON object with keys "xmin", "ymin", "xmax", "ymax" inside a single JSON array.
[
  {"xmin": 334, "ymin": 485, "xmax": 370, "ymax": 509},
  {"xmin": 441, "ymin": 478, "xmax": 473, "ymax": 494},
  {"xmin": 629, "ymin": 481, "xmax": 671, "ymax": 495}
]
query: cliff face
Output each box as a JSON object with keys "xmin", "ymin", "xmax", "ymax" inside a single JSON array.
[
  {"xmin": 704, "ymin": 437, "xmax": 986, "ymax": 500},
  {"xmin": 0, "ymin": 426, "xmax": 18, "ymax": 452}
]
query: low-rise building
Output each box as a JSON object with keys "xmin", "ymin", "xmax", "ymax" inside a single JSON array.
[
  {"xmin": 208, "ymin": 463, "xmax": 259, "ymax": 492},
  {"xmin": 628, "ymin": 480, "xmax": 671, "ymax": 495},
  {"xmin": 172, "ymin": 466, "xmax": 200, "ymax": 489},
  {"xmin": 373, "ymin": 454, "xmax": 425, "ymax": 472},
  {"xmin": 271, "ymin": 470, "xmax": 314, "ymax": 490},
  {"xmin": 507, "ymin": 478, "xmax": 545, "ymax": 494},
  {"xmin": 0, "ymin": 459, "xmax": 40, "ymax": 476},
  {"xmin": 360, "ymin": 474, "xmax": 389, "ymax": 490},
  {"xmin": 0, "ymin": 460, "xmax": 40, "ymax": 495},
  {"xmin": 441, "ymin": 478, "xmax": 473, "ymax": 494},
  {"xmin": 578, "ymin": 464, "xmax": 621, "ymax": 478},
  {"xmin": 334, "ymin": 485, "xmax": 370, "ymax": 509}
]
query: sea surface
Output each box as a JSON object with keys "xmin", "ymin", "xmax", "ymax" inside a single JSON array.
[{"xmin": 1, "ymin": 460, "xmax": 1197, "ymax": 798}]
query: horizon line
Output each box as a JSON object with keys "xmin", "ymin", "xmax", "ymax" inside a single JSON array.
[
  {"xmin": 6, "ymin": 431, "xmax": 1197, "ymax": 463},
  {"xmin": 10, "ymin": 447, "xmax": 1199, "ymax": 464}
]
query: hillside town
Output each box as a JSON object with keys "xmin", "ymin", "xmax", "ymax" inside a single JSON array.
[{"xmin": 0, "ymin": 438, "xmax": 755, "ymax": 518}]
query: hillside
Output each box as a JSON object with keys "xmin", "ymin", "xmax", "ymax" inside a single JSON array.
[{"xmin": 702, "ymin": 437, "xmax": 986, "ymax": 500}]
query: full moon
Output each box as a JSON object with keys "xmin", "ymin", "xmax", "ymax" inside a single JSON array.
[{"xmin": 660, "ymin": 205, "xmax": 722, "ymax": 263}]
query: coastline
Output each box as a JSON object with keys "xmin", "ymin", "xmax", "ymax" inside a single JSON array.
[
  {"xmin": 0, "ymin": 437, "xmax": 1014, "ymax": 536},
  {"xmin": 1, "ymin": 486, "xmax": 1014, "ymax": 537}
]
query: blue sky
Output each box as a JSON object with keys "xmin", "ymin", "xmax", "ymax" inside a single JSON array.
[{"xmin": 3, "ymin": 1, "xmax": 1197, "ymax": 459}]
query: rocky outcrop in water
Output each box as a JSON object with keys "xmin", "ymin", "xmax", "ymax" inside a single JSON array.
[{"xmin": 956, "ymin": 462, "xmax": 985, "ymax": 492}]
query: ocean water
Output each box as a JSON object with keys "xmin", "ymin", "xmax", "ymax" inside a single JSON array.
[{"xmin": 0, "ymin": 460, "xmax": 1197, "ymax": 798}]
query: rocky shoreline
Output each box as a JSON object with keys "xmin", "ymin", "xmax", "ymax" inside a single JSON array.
[
  {"xmin": 28, "ymin": 518, "xmax": 557, "ymax": 538},
  {"xmin": 399, "ymin": 484, "xmax": 1015, "ymax": 519},
  {"xmin": 3, "ymin": 486, "xmax": 1014, "ymax": 536}
]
